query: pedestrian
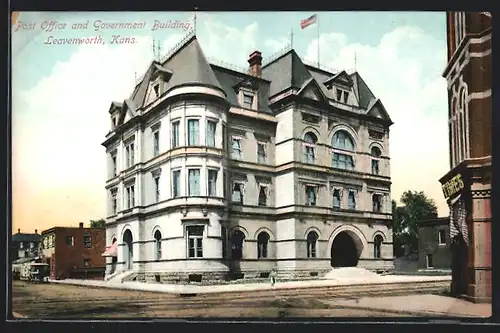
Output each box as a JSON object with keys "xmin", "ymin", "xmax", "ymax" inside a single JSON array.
[{"xmin": 270, "ymin": 268, "xmax": 277, "ymax": 287}]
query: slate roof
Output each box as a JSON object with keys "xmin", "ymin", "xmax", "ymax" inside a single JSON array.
[
  {"xmin": 12, "ymin": 233, "xmax": 41, "ymax": 243},
  {"xmin": 116, "ymin": 33, "xmax": 390, "ymax": 123}
]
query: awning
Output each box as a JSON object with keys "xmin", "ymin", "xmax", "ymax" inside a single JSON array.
[{"xmin": 102, "ymin": 242, "xmax": 118, "ymax": 257}]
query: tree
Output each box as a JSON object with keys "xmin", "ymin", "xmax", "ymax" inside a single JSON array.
[
  {"xmin": 392, "ymin": 191, "xmax": 438, "ymax": 257},
  {"xmin": 90, "ymin": 219, "xmax": 106, "ymax": 229}
]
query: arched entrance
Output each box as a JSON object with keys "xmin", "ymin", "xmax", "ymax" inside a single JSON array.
[
  {"xmin": 331, "ymin": 231, "xmax": 361, "ymax": 267},
  {"xmin": 123, "ymin": 230, "xmax": 133, "ymax": 270},
  {"xmin": 231, "ymin": 230, "xmax": 245, "ymax": 260}
]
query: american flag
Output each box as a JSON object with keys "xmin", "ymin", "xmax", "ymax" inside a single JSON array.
[
  {"xmin": 300, "ymin": 14, "xmax": 317, "ymax": 29},
  {"xmin": 449, "ymin": 198, "xmax": 469, "ymax": 246}
]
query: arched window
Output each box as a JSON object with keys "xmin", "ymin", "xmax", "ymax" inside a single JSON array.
[
  {"xmin": 306, "ymin": 231, "xmax": 318, "ymax": 258},
  {"xmin": 371, "ymin": 146, "xmax": 382, "ymax": 175},
  {"xmin": 154, "ymin": 230, "xmax": 162, "ymax": 260},
  {"xmin": 332, "ymin": 130, "xmax": 355, "ymax": 170},
  {"xmin": 231, "ymin": 230, "xmax": 245, "ymax": 260},
  {"xmin": 257, "ymin": 232, "xmax": 270, "ymax": 259},
  {"xmin": 458, "ymin": 88, "xmax": 467, "ymax": 161},
  {"xmin": 303, "ymin": 132, "xmax": 318, "ymax": 164},
  {"xmin": 221, "ymin": 226, "xmax": 227, "ymax": 259},
  {"xmin": 374, "ymin": 235, "xmax": 383, "ymax": 259}
]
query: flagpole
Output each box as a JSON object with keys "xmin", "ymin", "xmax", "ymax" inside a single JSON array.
[
  {"xmin": 194, "ymin": 12, "xmax": 197, "ymax": 34},
  {"xmin": 290, "ymin": 28, "xmax": 294, "ymax": 49},
  {"xmin": 317, "ymin": 14, "xmax": 320, "ymax": 68}
]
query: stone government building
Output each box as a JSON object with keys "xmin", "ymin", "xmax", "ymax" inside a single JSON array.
[{"xmin": 102, "ymin": 31, "xmax": 394, "ymax": 282}]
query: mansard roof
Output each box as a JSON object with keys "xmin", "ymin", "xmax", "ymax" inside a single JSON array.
[
  {"xmin": 126, "ymin": 34, "xmax": 223, "ymax": 111},
  {"xmin": 112, "ymin": 33, "xmax": 391, "ymax": 125}
]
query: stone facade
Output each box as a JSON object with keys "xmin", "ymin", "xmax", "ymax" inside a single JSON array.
[
  {"xmin": 102, "ymin": 32, "xmax": 395, "ymax": 283},
  {"xmin": 440, "ymin": 12, "xmax": 491, "ymax": 303},
  {"xmin": 417, "ymin": 218, "xmax": 451, "ymax": 270}
]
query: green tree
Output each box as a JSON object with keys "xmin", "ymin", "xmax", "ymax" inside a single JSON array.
[
  {"xmin": 90, "ymin": 219, "xmax": 106, "ymax": 229},
  {"xmin": 392, "ymin": 191, "xmax": 438, "ymax": 257}
]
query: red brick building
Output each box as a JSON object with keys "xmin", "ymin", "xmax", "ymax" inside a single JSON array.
[
  {"xmin": 40, "ymin": 223, "xmax": 106, "ymax": 280},
  {"xmin": 439, "ymin": 12, "xmax": 491, "ymax": 303}
]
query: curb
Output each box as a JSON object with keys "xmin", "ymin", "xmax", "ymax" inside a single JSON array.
[{"xmin": 323, "ymin": 303, "xmax": 488, "ymax": 318}]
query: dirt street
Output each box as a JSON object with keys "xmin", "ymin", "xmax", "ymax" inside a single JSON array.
[{"xmin": 12, "ymin": 281, "xmax": 413, "ymax": 318}]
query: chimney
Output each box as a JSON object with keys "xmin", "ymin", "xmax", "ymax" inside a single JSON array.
[
  {"xmin": 35, "ymin": 229, "xmax": 38, "ymax": 234},
  {"xmin": 18, "ymin": 228, "xmax": 20, "ymax": 233},
  {"xmin": 79, "ymin": 222, "xmax": 84, "ymax": 228},
  {"xmin": 248, "ymin": 51, "xmax": 262, "ymax": 77}
]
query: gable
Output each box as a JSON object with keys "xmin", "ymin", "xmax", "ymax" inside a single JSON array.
[
  {"xmin": 366, "ymin": 99, "xmax": 393, "ymax": 123},
  {"xmin": 297, "ymin": 78, "xmax": 327, "ymax": 103},
  {"xmin": 324, "ymin": 70, "xmax": 353, "ymax": 89},
  {"xmin": 123, "ymin": 108, "xmax": 135, "ymax": 123}
]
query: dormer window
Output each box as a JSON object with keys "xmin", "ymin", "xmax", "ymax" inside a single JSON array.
[
  {"xmin": 343, "ymin": 91, "xmax": 349, "ymax": 103},
  {"xmin": 243, "ymin": 93, "xmax": 254, "ymax": 108},
  {"xmin": 336, "ymin": 89, "xmax": 342, "ymax": 101}
]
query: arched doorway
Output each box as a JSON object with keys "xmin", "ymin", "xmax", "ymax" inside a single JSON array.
[
  {"xmin": 111, "ymin": 238, "xmax": 118, "ymax": 274},
  {"xmin": 331, "ymin": 231, "xmax": 361, "ymax": 267},
  {"xmin": 231, "ymin": 230, "xmax": 245, "ymax": 260},
  {"xmin": 123, "ymin": 230, "xmax": 133, "ymax": 270}
]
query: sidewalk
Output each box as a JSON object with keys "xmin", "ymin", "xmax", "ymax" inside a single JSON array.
[
  {"xmin": 322, "ymin": 294, "xmax": 491, "ymax": 318},
  {"xmin": 49, "ymin": 274, "xmax": 451, "ymax": 295}
]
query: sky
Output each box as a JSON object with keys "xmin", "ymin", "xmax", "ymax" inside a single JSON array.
[{"xmin": 11, "ymin": 11, "xmax": 450, "ymax": 234}]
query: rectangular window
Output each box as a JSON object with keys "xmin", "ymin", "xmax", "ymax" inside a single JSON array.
[
  {"xmin": 306, "ymin": 186, "xmax": 316, "ymax": 206},
  {"xmin": 243, "ymin": 93, "xmax": 254, "ymax": 108},
  {"xmin": 304, "ymin": 146, "xmax": 315, "ymax": 163},
  {"xmin": 426, "ymin": 254, "xmax": 433, "ymax": 268},
  {"xmin": 348, "ymin": 191, "xmax": 356, "ymax": 210},
  {"xmin": 438, "ymin": 229, "xmax": 446, "ymax": 245},
  {"xmin": 372, "ymin": 194, "xmax": 382, "ymax": 213},
  {"xmin": 332, "ymin": 189, "xmax": 341, "ymax": 209},
  {"xmin": 206, "ymin": 120, "xmax": 216, "ymax": 147},
  {"xmin": 188, "ymin": 169, "xmax": 200, "ymax": 196},
  {"xmin": 84, "ymin": 234, "xmax": 92, "ymax": 248},
  {"xmin": 84, "ymin": 258, "xmax": 91, "ymax": 268},
  {"xmin": 153, "ymin": 131, "xmax": 160, "ymax": 156},
  {"xmin": 343, "ymin": 91, "xmax": 349, "ymax": 103},
  {"xmin": 172, "ymin": 170, "xmax": 181, "ymax": 198},
  {"xmin": 223, "ymin": 172, "xmax": 227, "ymax": 198},
  {"xmin": 125, "ymin": 142, "xmax": 135, "ymax": 168},
  {"xmin": 258, "ymin": 185, "xmax": 268, "ymax": 206},
  {"xmin": 19, "ymin": 242, "xmax": 24, "ymax": 249},
  {"xmin": 126, "ymin": 185, "xmax": 135, "ymax": 209},
  {"xmin": 110, "ymin": 151, "xmax": 117, "ymax": 176},
  {"xmin": 207, "ymin": 169, "xmax": 218, "ymax": 196},
  {"xmin": 187, "ymin": 119, "xmax": 200, "ymax": 146},
  {"xmin": 231, "ymin": 137, "xmax": 242, "ymax": 159},
  {"xmin": 257, "ymin": 142, "xmax": 267, "ymax": 164},
  {"xmin": 333, "ymin": 153, "xmax": 354, "ymax": 170},
  {"xmin": 336, "ymin": 88, "xmax": 342, "ymax": 101},
  {"xmin": 372, "ymin": 159, "xmax": 380, "ymax": 175},
  {"xmin": 66, "ymin": 236, "xmax": 74, "ymax": 247},
  {"xmin": 187, "ymin": 225, "xmax": 204, "ymax": 258},
  {"xmin": 232, "ymin": 182, "xmax": 244, "ymax": 203},
  {"xmin": 171, "ymin": 121, "xmax": 180, "ymax": 148},
  {"xmin": 111, "ymin": 189, "xmax": 117, "ymax": 214},
  {"xmin": 154, "ymin": 175, "xmax": 160, "ymax": 202},
  {"xmin": 222, "ymin": 124, "xmax": 227, "ymax": 151}
]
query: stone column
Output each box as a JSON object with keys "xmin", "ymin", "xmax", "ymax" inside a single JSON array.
[{"xmin": 468, "ymin": 184, "xmax": 492, "ymax": 302}]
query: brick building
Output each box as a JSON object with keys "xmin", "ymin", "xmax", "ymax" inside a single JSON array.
[
  {"xmin": 417, "ymin": 217, "xmax": 451, "ymax": 270},
  {"xmin": 439, "ymin": 12, "xmax": 491, "ymax": 303},
  {"xmin": 40, "ymin": 223, "xmax": 106, "ymax": 280}
]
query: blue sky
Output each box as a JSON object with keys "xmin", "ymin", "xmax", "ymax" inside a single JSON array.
[{"xmin": 12, "ymin": 11, "xmax": 449, "ymax": 232}]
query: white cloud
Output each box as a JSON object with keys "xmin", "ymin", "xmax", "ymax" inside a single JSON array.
[
  {"xmin": 304, "ymin": 26, "xmax": 449, "ymax": 215},
  {"xmin": 12, "ymin": 33, "xmax": 182, "ymax": 225},
  {"xmin": 13, "ymin": 17, "xmax": 450, "ymax": 231}
]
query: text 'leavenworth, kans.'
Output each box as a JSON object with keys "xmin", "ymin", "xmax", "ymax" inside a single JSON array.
[{"xmin": 14, "ymin": 19, "xmax": 192, "ymax": 32}]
